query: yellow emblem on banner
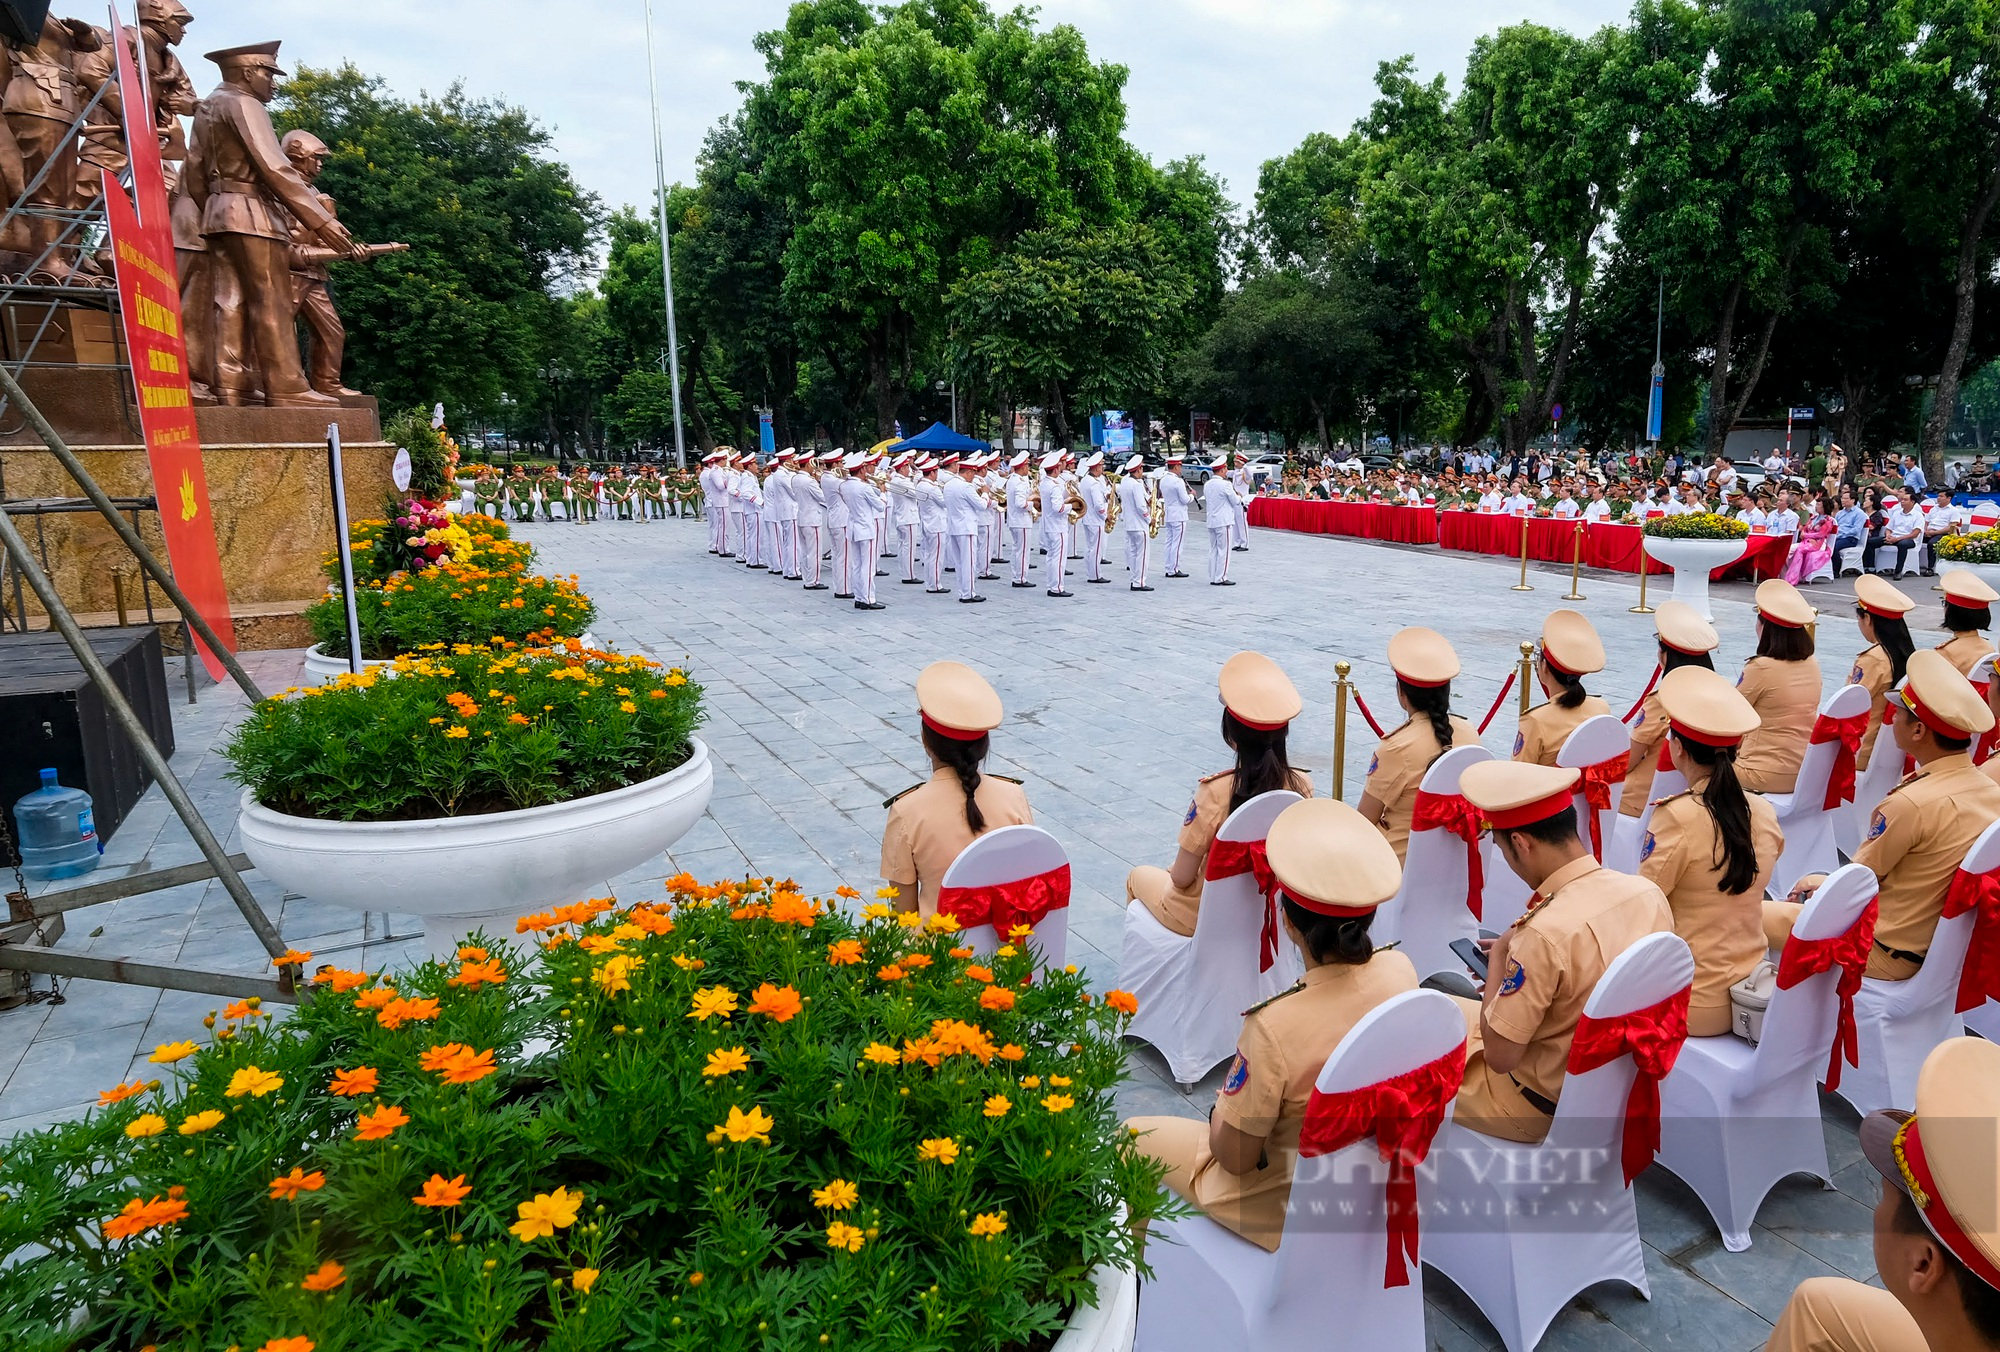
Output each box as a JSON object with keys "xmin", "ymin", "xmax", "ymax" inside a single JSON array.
[{"xmin": 179, "ymin": 469, "xmax": 199, "ymax": 522}]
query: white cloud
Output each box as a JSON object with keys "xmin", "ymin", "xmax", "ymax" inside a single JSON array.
[{"xmin": 190, "ymin": 0, "xmax": 1630, "ymax": 218}]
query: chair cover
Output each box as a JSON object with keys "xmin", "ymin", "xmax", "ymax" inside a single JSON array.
[
  {"xmin": 1759, "ymin": 684, "xmax": 1870, "ymax": 894},
  {"xmin": 936, "ymin": 824, "xmax": 1070, "ymax": 968},
  {"xmin": 1608, "ymin": 755, "xmax": 1688, "ymax": 877},
  {"xmin": 1556, "ymin": 715, "xmax": 1632, "ymax": 865},
  {"xmin": 1837, "ymin": 697, "xmax": 1913, "ymax": 859},
  {"xmin": 1374, "ymin": 746, "xmax": 1493, "ymax": 980}
]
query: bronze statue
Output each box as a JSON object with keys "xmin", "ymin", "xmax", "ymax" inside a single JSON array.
[
  {"xmin": 185, "ymin": 40, "xmax": 359, "ymax": 407},
  {"xmin": 3, "ymin": 16, "xmax": 101, "ymax": 280},
  {"xmin": 138, "ymin": 0, "xmax": 196, "ymax": 183},
  {"xmin": 280, "ymin": 128, "xmax": 405, "ymax": 398}
]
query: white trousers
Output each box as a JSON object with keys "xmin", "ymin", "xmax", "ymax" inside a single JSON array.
[
  {"xmin": 976, "ymin": 520, "xmax": 993, "ymax": 575},
  {"xmin": 951, "ymin": 534, "xmax": 979, "ymax": 599},
  {"xmin": 1043, "ymin": 524, "xmax": 1068, "ymax": 591},
  {"xmin": 879, "ymin": 514, "xmax": 894, "ymax": 554},
  {"xmin": 848, "ymin": 535, "xmax": 877, "ymax": 603},
  {"xmin": 1012, "ymin": 527, "xmax": 1031, "ymax": 583},
  {"xmin": 801, "ymin": 525, "xmax": 823, "ymax": 585},
  {"xmin": 925, "ymin": 530, "xmax": 945, "ymax": 588},
  {"xmin": 1164, "ymin": 520, "xmax": 1186, "ymax": 573},
  {"xmin": 1233, "ymin": 511, "xmax": 1250, "ymax": 549},
  {"xmin": 831, "ymin": 526, "xmax": 850, "ymax": 594},
  {"xmin": 743, "ymin": 510, "xmax": 763, "ymax": 565},
  {"xmin": 1209, "ymin": 526, "xmax": 1232, "ymax": 582},
  {"xmin": 902, "ymin": 524, "xmax": 921, "ymax": 581},
  {"xmin": 708, "ymin": 502, "xmax": 726, "ymax": 551},
  {"xmin": 1124, "ymin": 529, "xmax": 1149, "ymax": 586},
  {"xmin": 991, "ymin": 510, "xmax": 1005, "ymax": 560},
  {"xmin": 728, "ymin": 508, "xmax": 746, "ymax": 556},
  {"xmin": 764, "ymin": 518, "xmax": 784, "ymax": 571},
  {"xmin": 1083, "ymin": 522, "xmax": 1105, "ymax": 580}
]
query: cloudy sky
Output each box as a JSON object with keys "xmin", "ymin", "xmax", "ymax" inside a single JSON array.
[{"xmin": 189, "ymin": 0, "xmax": 1630, "ymax": 220}]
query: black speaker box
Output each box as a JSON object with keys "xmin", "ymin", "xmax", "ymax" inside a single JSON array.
[
  {"xmin": 0, "ymin": 627, "xmax": 173, "ymax": 868},
  {"xmin": 0, "ymin": 1, "xmax": 50, "ymax": 47}
]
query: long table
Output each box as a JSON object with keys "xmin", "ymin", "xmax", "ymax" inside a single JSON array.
[{"xmin": 1246, "ymin": 499, "xmax": 1794, "ymax": 579}]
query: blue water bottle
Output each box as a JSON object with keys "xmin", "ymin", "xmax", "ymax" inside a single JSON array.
[{"xmin": 12, "ymin": 768, "xmax": 102, "ymax": 881}]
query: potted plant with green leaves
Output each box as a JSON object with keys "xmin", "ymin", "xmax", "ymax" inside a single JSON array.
[{"xmin": 1642, "ymin": 513, "xmax": 1752, "ymax": 619}]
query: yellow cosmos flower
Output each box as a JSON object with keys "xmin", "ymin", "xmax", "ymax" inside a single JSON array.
[
  {"xmin": 983, "ymin": 1095, "xmax": 1012, "ymax": 1118},
  {"xmin": 703, "ymin": 1046, "xmax": 750, "ymax": 1078},
  {"xmin": 811, "ymin": 1178, "xmax": 859, "ymax": 1211},
  {"xmin": 687, "ymin": 985, "xmax": 739, "ymax": 1022},
  {"xmin": 861, "ymin": 1043, "xmax": 901, "ymax": 1065},
  {"xmin": 509, "ymin": 1186, "xmax": 584, "ymax": 1243},
  {"xmin": 718, "ymin": 1104, "xmax": 774, "ymax": 1144},
  {"xmin": 223, "ymin": 1066, "xmax": 283, "ymax": 1099},
  {"xmin": 969, "ymin": 1212, "xmax": 1008, "ymax": 1237},
  {"xmin": 861, "ymin": 903, "xmax": 894, "ymax": 920},
  {"xmin": 925, "ymin": 913, "xmax": 961, "ymax": 933},
  {"xmin": 570, "ymin": 1267, "xmax": 599, "ymax": 1293},
  {"xmin": 178, "ymin": 1109, "xmax": 225, "ymax": 1135},
  {"xmin": 825, "ymin": 1221, "xmax": 865, "ymax": 1253},
  {"xmin": 1042, "ymin": 1093, "xmax": 1075, "ymax": 1114},
  {"xmin": 147, "ymin": 1040, "xmax": 198, "ymax": 1064},
  {"xmin": 125, "ymin": 1113, "xmax": 167, "ymax": 1138},
  {"xmin": 917, "ymin": 1136, "xmax": 960, "ymax": 1165}
]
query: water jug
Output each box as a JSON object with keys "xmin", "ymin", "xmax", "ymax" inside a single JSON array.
[{"xmin": 12, "ymin": 768, "xmax": 101, "ymax": 881}]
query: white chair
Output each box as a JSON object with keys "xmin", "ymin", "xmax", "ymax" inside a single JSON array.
[
  {"xmin": 1135, "ymin": 990, "xmax": 1467, "ymax": 1352},
  {"xmin": 1122, "ymin": 791, "xmax": 1304, "ymax": 1087},
  {"xmin": 1425, "ymin": 932, "xmax": 1696, "ymax": 1352},
  {"xmin": 1971, "ymin": 654, "xmax": 1996, "ymax": 770},
  {"xmin": 1831, "ymin": 821, "xmax": 1999, "ymax": 1114},
  {"xmin": 1556, "ymin": 715, "xmax": 1631, "ymax": 865},
  {"xmin": 1657, "ymin": 865, "xmax": 1878, "ymax": 1251},
  {"xmin": 1897, "ymin": 545, "xmax": 1923, "ymax": 578},
  {"xmin": 1804, "ymin": 550, "xmax": 1835, "ymax": 585},
  {"xmin": 1839, "ymin": 688, "xmax": 1912, "ymax": 859},
  {"xmin": 1607, "ymin": 757, "xmax": 1689, "ymax": 877},
  {"xmin": 936, "ymin": 824, "xmax": 1070, "ymax": 968},
  {"xmin": 1375, "ymin": 746, "xmax": 1493, "ymax": 981},
  {"xmin": 1760, "ymin": 684, "xmax": 1870, "ymax": 895},
  {"xmin": 1837, "ymin": 546, "xmax": 1865, "ymax": 577}
]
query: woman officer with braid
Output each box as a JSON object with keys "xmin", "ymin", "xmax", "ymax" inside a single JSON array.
[
  {"xmin": 1358, "ymin": 627, "xmax": 1480, "ymax": 864},
  {"xmin": 1513, "ymin": 609, "xmax": 1611, "ymax": 766},
  {"xmin": 880, "ymin": 661, "xmax": 1034, "ymax": 918}
]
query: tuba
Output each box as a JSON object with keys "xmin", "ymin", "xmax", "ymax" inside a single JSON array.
[{"xmin": 1065, "ymin": 477, "xmax": 1087, "ymax": 523}]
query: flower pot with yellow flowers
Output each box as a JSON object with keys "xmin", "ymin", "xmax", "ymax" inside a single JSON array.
[
  {"xmin": 231, "ymin": 643, "xmax": 710, "ymax": 957},
  {"xmin": 0, "ymin": 876, "xmax": 1170, "ymax": 1352}
]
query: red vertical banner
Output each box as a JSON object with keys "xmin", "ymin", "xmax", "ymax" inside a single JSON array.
[{"xmin": 103, "ymin": 13, "xmax": 233, "ymax": 679}]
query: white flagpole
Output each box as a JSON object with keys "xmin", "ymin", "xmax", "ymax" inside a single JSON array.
[{"xmin": 644, "ymin": 0, "xmax": 688, "ymax": 470}]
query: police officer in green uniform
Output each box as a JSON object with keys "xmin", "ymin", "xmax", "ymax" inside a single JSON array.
[
  {"xmin": 569, "ymin": 465, "xmax": 598, "ymax": 523},
  {"xmin": 472, "ymin": 469, "xmax": 503, "ymax": 518},
  {"xmin": 504, "ymin": 467, "xmax": 534, "ymax": 522}
]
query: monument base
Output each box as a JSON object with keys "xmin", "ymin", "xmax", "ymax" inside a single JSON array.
[{"xmin": 0, "ymin": 364, "xmax": 383, "ymax": 447}]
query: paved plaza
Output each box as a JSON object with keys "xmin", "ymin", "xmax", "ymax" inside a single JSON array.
[{"xmin": 3, "ymin": 509, "xmax": 1929, "ymax": 1351}]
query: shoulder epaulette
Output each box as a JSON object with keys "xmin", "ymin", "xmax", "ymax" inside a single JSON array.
[
  {"xmin": 987, "ymin": 774, "xmax": 1023, "ymax": 785},
  {"xmin": 1649, "ymin": 790, "xmax": 1692, "ymax": 809},
  {"xmin": 882, "ymin": 784, "xmax": 922, "ymax": 809},
  {"xmin": 1199, "ymin": 769, "xmax": 1234, "ymax": 784},
  {"xmin": 1241, "ymin": 979, "xmax": 1306, "ymax": 1017}
]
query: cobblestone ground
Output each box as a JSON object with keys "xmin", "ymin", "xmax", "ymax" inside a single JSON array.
[{"xmin": 7, "ymin": 506, "xmax": 1928, "ymax": 1352}]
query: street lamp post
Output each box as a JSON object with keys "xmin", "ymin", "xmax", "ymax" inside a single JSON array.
[{"xmin": 644, "ymin": 0, "xmax": 689, "ymax": 470}]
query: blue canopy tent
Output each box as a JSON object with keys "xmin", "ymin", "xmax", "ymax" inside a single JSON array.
[{"xmin": 889, "ymin": 422, "xmax": 989, "ymax": 454}]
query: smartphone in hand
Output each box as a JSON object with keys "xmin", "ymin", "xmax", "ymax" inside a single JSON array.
[{"xmin": 1449, "ymin": 936, "xmax": 1489, "ymax": 982}]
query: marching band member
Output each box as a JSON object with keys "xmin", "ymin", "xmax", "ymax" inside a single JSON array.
[
  {"xmin": 1229, "ymin": 456, "xmax": 1253, "ymax": 551},
  {"xmin": 1126, "ymin": 797, "xmax": 1417, "ymax": 1252},
  {"xmin": 1358, "ymin": 627, "xmax": 1479, "ymax": 863},
  {"xmin": 764, "ymin": 450, "xmax": 796, "ymax": 578},
  {"xmin": 881, "ymin": 660, "xmax": 1033, "ymax": 917},
  {"xmin": 824, "ymin": 449, "xmax": 852, "ymax": 599},
  {"xmin": 794, "ymin": 452, "xmax": 828, "ymax": 590},
  {"xmin": 1005, "ymin": 452, "xmax": 1036, "ymax": 588},
  {"xmin": 916, "ymin": 456, "xmax": 948, "ymax": 593},
  {"xmin": 982, "ymin": 453, "xmax": 1007, "ymax": 574},
  {"xmin": 1938, "ymin": 570, "xmax": 1999, "ymax": 675},
  {"xmin": 1204, "ymin": 458, "xmax": 1242, "ymax": 585},
  {"xmin": 1125, "ymin": 651, "xmax": 1313, "ymax": 936},
  {"xmin": 1763, "ymin": 650, "xmax": 2000, "ymax": 978},
  {"xmin": 1063, "ymin": 452, "xmax": 1084, "ymax": 560},
  {"xmin": 841, "ymin": 449, "xmax": 884, "ymax": 609},
  {"xmin": 1514, "ymin": 609, "xmax": 1611, "ymax": 765},
  {"xmin": 1160, "ymin": 451, "xmax": 1192, "ymax": 577},
  {"xmin": 890, "ymin": 451, "xmax": 922, "ymax": 586},
  {"xmin": 1040, "ymin": 452, "xmax": 1072, "ymax": 597},
  {"xmin": 944, "ymin": 454, "xmax": 986, "ymax": 605},
  {"xmin": 1640, "ymin": 666, "xmax": 1782, "ymax": 1037},
  {"xmin": 1118, "ymin": 454, "xmax": 1154, "ymax": 591},
  {"xmin": 1852, "ymin": 575, "xmax": 1917, "ymax": 771},
  {"xmin": 1079, "ymin": 452, "xmax": 1111, "ymax": 583},
  {"xmin": 1444, "ymin": 760, "xmax": 1673, "ymax": 1143},
  {"xmin": 702, "ymin": 451, "xmax": 728, "ymax": 553},
  {"xmin": 1735, "ymin": 579, "xmax": 1823, "ymax": 794},
  {"xmin": 1622, "ymin": 602, "xmax": 1721, "ymax": 815}
]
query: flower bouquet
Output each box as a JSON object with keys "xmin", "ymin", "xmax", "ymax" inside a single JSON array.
[
  {"xmin": 326, "ymin": 510, "xmax": 522, "ymax": 589},
  {"xmin": 0, "ymin": 878, "xmax": 1167, "ymax": 1352},
  {"xmin": 1937, "ymin": 529, "xmax": 2000, "ymax": 565},
  {"xmin": 1643, "ymin": 512, "xmax": 1749, "ymax": 540}
]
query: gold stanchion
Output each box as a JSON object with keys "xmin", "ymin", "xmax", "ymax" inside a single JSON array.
[
  {"xmin": 1332, "ymin": 661, "xmax": 1351, "ymax": 802},
  {"xmin": 1563, "ymin": 522, "xmax": 1587, "ymax": 601},
  {"xmin": 1630, "ymin": 535, "xmax": 1655, "ymax": 614},
  {"xmin": 1519, "ymin": 641, "xmax": 1535, "ymax": 717},
  {"xmin": 1511, "ymin": 517, "xmax": 1534, "ymax": 591}
]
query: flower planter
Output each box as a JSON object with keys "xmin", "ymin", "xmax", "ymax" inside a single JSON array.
[
  {"xmin": 1053, "ymin": 1251, "xmax": 1139, "ymax": 1351},
  {"xmin": 302, "ymin": 632, "xmax": 602, "ymax": 686},
  {"xmin": 237, "ymin": 737, "xmax": 712, "ymax": 957},
  {"xmin": 1642, "ymin": 536, "xmax": 1750, "ymax": 620}
]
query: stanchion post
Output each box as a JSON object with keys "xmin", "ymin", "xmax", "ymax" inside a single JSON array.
[
  {"xmin": 1563, "ymin": 521, "xmax": 1586, "ymax": 601},
  {"xmin": 1519, "ymin": 641, "xmax": 1535, "ymax": 717},
  {"xmin": 1511, "ymin": 516, "xmax": 1534, "ymax": 591},
  {"xmin": 1630, "ymin": 534, "xmax": 1655, "ymax": 614},
  {"xmin": 1332, "ymin": 661, "xmax": 1351, "ymax": 801}
]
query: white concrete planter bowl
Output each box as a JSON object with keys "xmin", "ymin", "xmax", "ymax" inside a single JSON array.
[
  {"xmin": 1052, "ymin": 1255, "xmax": 1138, "ymax": 1351},
  {"xmin": 238, "ymin": 737, "xmax": 712, "ymax": 957},
  {"xmin": 1642, "ymin": 536, "xmax": 1751, "ymax": 621},
  {"xmin": 302, "ymin": 632, "xmax": 603, "ymax": 686}
]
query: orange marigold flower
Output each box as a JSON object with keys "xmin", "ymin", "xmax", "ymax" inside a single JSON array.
[
  {"xmin": 457, "ymin": 945, "xmax": 491, "ymax": 962},
  {"xmin": 949, "ymin": 946, "xmax": 975, "ymax": 959},
  {"xmin": 354, "ymin": 987, "xmax": 398, "ymax": 1011},
  {"xmin": 578, "ymin": 933, "xmax": 622, "ymax": 955},
  {"xmin": 964, "ymin": 966, "xmax": 994, "ymax": 984},
  {"xmin": 269, "ymin": 1167, "xmax": 326, "ymax": 1201},
  {"xmin": 413, "ymin": 1173, "xmax": 472, "ymax": 1208},
  {"xmin": 517, "ymin": 911, "xmax": 556, "ymax": 934},
  {"xmin": 300, "ymin": 1259, "xmax": 346, "ymax": 1292},
  {"xmin": 257, "ymin": 1339, "xmax": 314, "ymax": 1352},
  {"xmin": 222, "ymin": 999, "xmax": 262, "ymax": 1021},
  {"xmin": 835, "ymin": 885, "xmax": 861, "ymax": 900},
  {"xmin": 271, "ymin": 948, "xmax": 314, "ymax": 969},
  {"xmin": 746, "ymin": 982, "xmax": 803, "ymax": 1022},
  {"xmin": 900, "ymin": 953, "xmax": 933, "ymax": 970},
  {"xmin": 571, "ymin": 1266, "xmax": 600, "ymax": 1293},
  {"xmin": 626, "ymin": 908, "xmax": 674, "ymax": 936},
  {"xmin": 447, "ymin": 958, "xmax": 508, "ymax": 990},
  {"xmin": 826, "ymin": 939, "xmax": 864, "ymax": 966},
  {"xmin": 328, "ymin": 1066, "xmax": 378, "ymax": 1097},
  {"xmin": 317, "ymin": 969, "xmax": 370, "ymax": 993},
  {"xmin": 998, "ymin": 1043, "xmax": 1026, "ymax": 1061},
  {"xmin": 766, "ymin": 892, "xmax": 817, "ymax": 926},
  {"xmin": 438, "ymin": 1047, "xmax": 497, "ymax": 1085},
  {"xmin": 98, "ymin": 1079, "xmax": 147, "ymax": 1106},
  {"xmin": 877, "ymin": 964, "xmax": 907, "ymax": 982},
  {"xmin": 376, "ymin": 996, "xmax": 440, "ymax": 1029},
  {"xmin": 418, "ymin": 1042, "xmax": 467, "ymax": 1072},
  {"xmin": 1104, "ymin": 989, "xmax": 1140, "ymax": 1016},
  {"xmin": 978, "ymin": 986, "xmax": 1017, "ymax": 1011},
  {"xmin": 102, "ymin": 1193, "xmax": 188, "ymax": 1240},
  {"xmin": 354, "ymin": 1105, "xmax": 409, "ymax": 1141}
]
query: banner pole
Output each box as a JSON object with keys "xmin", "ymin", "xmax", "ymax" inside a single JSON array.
[{"xmin": 327, "ymin": 423, "xmax": 364, "ymax": 674}]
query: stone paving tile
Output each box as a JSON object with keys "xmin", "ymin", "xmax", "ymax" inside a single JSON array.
[{"xmin": 2, "ymin": 513, "xmax": 1934, "ymax": 1351}]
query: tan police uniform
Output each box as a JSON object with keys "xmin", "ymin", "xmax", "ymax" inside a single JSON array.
[
  {"xmin": 1516, "ymin": 609, "xmax": 1612, "ymax": 766},
  {"xmin": 880, "ymin": 662, "xmax": 1035, "ymax": 916},
  {"xmin": 1938, "ymin": 570, "xmax": 1999, "ymax": 678},
  {"xmin": 1451, "ymin": 762, "xmax": 1675, "ymax": 1144},
  {"xmin": 1736, "ymin": 654, "xmax": 1826, "ymax": 794},
  {"xmin": 1763, "ymin": 650, "xmax": 2000, "ymax": 978},
  {"xmin": 1128, "ymin": 799, "xmax": 1418, "ymax": 1251},
  {"xmin": 1366, "ymin": 626, "xmax": 1479, "ymax": 863},
  {"xmin": 1127, "ymin": 651, "xmax": 1313, "ymax": 935},
  {"xmin": 1767, "ymin": 1036, "xmax": 2000, "ymax": 1352},
  {"xmin": 1620, "ymin": 603, "xmax": 1722, "ymax": 817},
  {"xmin": 1638, "ymin": 667, "xmax": 1781, "ymax": 1037},
  {"xmin": 1852, "ymin": 575, "xmax": 1916, "ymax": 772},
  {"xmin": 1937, "ymin": 631, "xmax": 1991, "ymax": 678}
]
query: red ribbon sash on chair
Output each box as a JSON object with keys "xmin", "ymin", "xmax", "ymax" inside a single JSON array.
[
  {"xmin": 1567, "ymin": 988, "xmax": 1691, "ymax": 1186},
  {"xmin": 1298, "ymin": 1045, "xmax": 1467, "ymax": 1288},
  {"xmin": 1943, "ymin": 866, "xmax": 2000, "ymax": 1014},
  {"xmin": 1412, "ymin": 790, "xmax": 1485, "ymax": 921},
  {"xmin": 1811, "ymin": 712, "xmax": 1868, "ymax": 812},
  {"xmin": 1206, "ymin": 837, "xmax": 1282, "ymax": 972},
  {"xmin": 935, "ymin": 864, "xmax": 1071, "ymax": 934},
  {"xmin": 1577, "ymin": 753, "xmax": 1630, "ymax": 861},
  {"xmin": 1776, "ymin": 897, "xmax": 1879, "ymax": 1089}
]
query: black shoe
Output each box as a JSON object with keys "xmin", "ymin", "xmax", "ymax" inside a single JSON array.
[
  {"xmin": 944, "ymin": 567, "xmax": 954, "ymax": 574},
  {"xmin": 707, "ymin": 548, "xmax": 719, "ymax": 555},
  {"xmin": 804, "ymin": 583, "xmax": 828, "ymax": 591},
  {"xmin": 1232, "ymin": 546, "xmax": 1249, "ymax": 553},
  {"xmin": 960, "ymin": 596, "xmax": 987, "ymax": 604},
  {"xmin": 1212, "ymin": 580, "xmax": 1237, "ymax": 586},
  {"xmin": 856, "ymin": 600, "xmax": 885, "ymax": 610},
  {"xmin": 1047, "ymin": 589, "xmax": 1073, "ymax": 597},
  {"xmin": 785, "ymin": 574, "xmax": 803, "ymax": 581},
  {"xmin": 1165, "ymin": 571, "xmax": 1189, "ymax": 578},
  {"xmin": 719, "ymin": 553, "xmax": 734, "ymax": 560},
  {"xmin": 1087, "ymin": 577, "xmax": 1110, "ymax": 584},
  {"xmin": 1131, "ymin": 585, "xmax": 1154, "ymax": 592},
  {"xmin": 748, "ymin": 563, "xmax": 767, "ymax": 570},
  {"xmin": 874, "ymin": 570, "xmax": 889, "ymax": 577},
  {"xmin": 1068, "ymin": 554, "xmax": 1083, "ymax": 560},
  {"xmin": 834, "ymin": 592, "xmax": 854, "ymax": 599},
  {"xmin": 926, "ymin": 587, "xmax": 949, "ymax": 594},
  {"xmin": 901, "ymin": 578, "xmax": 923, "ymax": 585},
  {"xmin": 978, "ymin": 573, "xmax": 1000, "ymax": 581},
  {"xmin": 1012, "ymin": 581, "xmax": 1035, "ymax": 588}
]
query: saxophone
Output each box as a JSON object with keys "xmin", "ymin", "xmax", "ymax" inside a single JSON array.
[
  {"xmin": 1105, "ymin": 474, "xmax": 1121, "ymax": 531},
  {"xmin": 1028, "ymin": 466, "xmax": 1042, "ymax": 521},
  {"xmin": 1148, "ymin": 481, "xmax": 1165, "ymax": 538}
]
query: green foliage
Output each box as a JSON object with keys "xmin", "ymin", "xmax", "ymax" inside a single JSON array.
[
  {"xmin": 0, "ymin": 884, "xmax": 1164, "ymax": 1351},
  {"xmin": 383, "ymin": 407, "xmax": 454, "ymax": 501},
  {"xmin": 1643, "ymin": 512, "xmax": 1750, "ymax": 539},
  {"xmin": 225, "ymin": 644, "xmax": 693, "ymax": 820}
]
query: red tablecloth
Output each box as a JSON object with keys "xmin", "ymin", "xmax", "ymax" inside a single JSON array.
[
  {"xmin": 1439, "ymin": 512, "xmax": 1595, "ymax": 566},
  {"xmin": 1247, "ymin": 498, "xmax": 1439, "ymax": 545}
]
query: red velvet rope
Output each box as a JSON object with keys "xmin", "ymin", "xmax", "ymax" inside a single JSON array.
[
  {"xmin": 1567, "ymin": 988, "xmax": 1691, "ymax": 1186},
  {"xmin": 1621, "ymin": 665, "xmax": 1663, "ymax": 725},
  {"xmin": 1298, "ymin": 1044, "xmax": 1467, "ymax": 1288},
  {"xmin": 1478, "ymin": 670, "xmax": 1517, "ymax": 735},
  {"xmin": 1810, "ymin": 712, "xmax": 1868, "ymax": 812},
  {"xmin": 1411, "ymin": 790, "xmax": 1484, "ymax": 921},
  {"xmin": 934, "ymin": 863, "xmax": 1071, "ymax": 933},
  {"xmin": 1205, "ymin": 837, "xmax": 1282, "ymax": 973},
  {"xmin": 1577, "ymin": 753, "xmax": 1630, "ymax": 861},
  {"xmin": 1942, "ymin": 866, "xmax": 2000, "ymax": 1014},
  {"xmin": 1776, "ymin": 896, "xmax": 1879, "ymax": 1090},
  {"xmin": 1351, "ymin": 688, "xmax": 1388, "ymax": 738}
]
